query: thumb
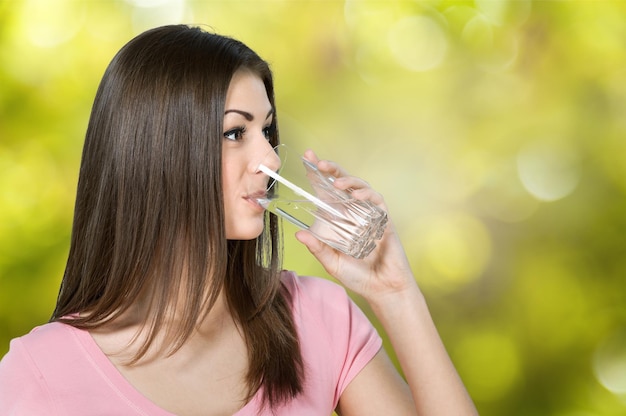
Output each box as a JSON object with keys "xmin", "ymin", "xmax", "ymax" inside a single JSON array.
[{"xmin": 295, "ymin": 230, "xmax": 339, "ymax": 271}]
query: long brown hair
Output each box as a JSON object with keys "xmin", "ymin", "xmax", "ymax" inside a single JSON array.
[{"xmin": 52, "ymin": 24, "xmax": 303, "ymax": 408}]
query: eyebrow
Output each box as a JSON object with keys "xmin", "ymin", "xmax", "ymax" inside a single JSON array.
[{"xmin": 224, "ymin": 109, "xmax": 274, "ymax": 121}]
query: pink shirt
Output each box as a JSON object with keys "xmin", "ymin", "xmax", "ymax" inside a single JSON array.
[{"xmin": 0, "ymin": 272, "xmax": 382, "ymax": 415}]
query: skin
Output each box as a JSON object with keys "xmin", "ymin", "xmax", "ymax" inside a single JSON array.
[
  {"xmin": 221, "ymin": 69, "xmax": 280, "ymax": 240},
  {"xmin": 92, "ymin": 69, "xmax": 479, "ymax": 416}
]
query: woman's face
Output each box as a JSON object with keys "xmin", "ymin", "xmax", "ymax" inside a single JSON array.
[{"xmin": 222, "ymin": 69, "xmax": 280, "ymax": 240}]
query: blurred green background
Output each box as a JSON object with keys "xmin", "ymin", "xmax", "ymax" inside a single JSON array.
[{"xmin": 1, "ymin": 0, "xmax": 626, "ymax": 414}]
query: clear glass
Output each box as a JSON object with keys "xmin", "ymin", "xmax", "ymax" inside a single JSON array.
[{"xmin": 256, "ymin": 145, "xmax": 387, "ymax": 259}]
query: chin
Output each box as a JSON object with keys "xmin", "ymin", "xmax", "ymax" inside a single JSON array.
[{"xmin": 225, "ymin": 222, "xmax": 265, "ymax": 241}]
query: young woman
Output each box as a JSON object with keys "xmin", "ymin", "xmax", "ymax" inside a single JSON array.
[{"xmin": 0, "ymin": 25, "xmax": 478, "ymax": 416}]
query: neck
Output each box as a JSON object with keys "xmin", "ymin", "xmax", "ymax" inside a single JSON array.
[{"xmin": 91, "ymin": 288, "xmax": 237, "ymax": 364}]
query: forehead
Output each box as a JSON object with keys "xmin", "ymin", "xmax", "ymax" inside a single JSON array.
[{"xmin": 225, "ymin": 70, "xmax": 271, "ymax": 109}]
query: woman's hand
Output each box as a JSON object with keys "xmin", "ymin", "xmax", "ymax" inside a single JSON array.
[
  {"xmin": 294, "ymin": 149, "xmax": 418, "ymax": 305},
  {"xmin": 296, "ymin": 149, "xmax": 479, "ymax": 415}
]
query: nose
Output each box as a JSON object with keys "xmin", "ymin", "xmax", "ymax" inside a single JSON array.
[{"xmin": 254, "ymin": 139, "xmax": 282, "ymax": 174}]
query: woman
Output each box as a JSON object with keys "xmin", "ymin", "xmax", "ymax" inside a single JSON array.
[{"xmin": 0, "ymin": 25, "xmax": 477, "ymax": 415}]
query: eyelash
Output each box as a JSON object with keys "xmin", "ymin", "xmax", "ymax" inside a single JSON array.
[
  {"xmin": 223, "ymin": 126, "xmax": 247, "ymax": 141},
  {"xmin": 262, "ymin": 124, "xmax": 276, "ymax": 139},
  {"xmin": 223, "ymin": 124, "xmax": 275, "ymax": 142}
]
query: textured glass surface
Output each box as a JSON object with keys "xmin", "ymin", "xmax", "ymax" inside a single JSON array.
[{"xmin": 259, "ymin": 158, "xmax": 387, "ymax": 259}]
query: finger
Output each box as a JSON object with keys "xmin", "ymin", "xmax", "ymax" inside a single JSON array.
[
  {"xmin": 303, "ymin": 151, "xmax": 386, "ymax": 207},
  {"xmin": 302, "ymin": 149, "xmax": 319, "ymax": 164},
  {"xmin": 304, "ymin": 150, "xmax": 359, "ymax": 182},
  {"xmin": 303, "ymin": 150, "xmax": 351, "ymax": 182},
  {"xmin": 332, "ymin": 175, "xmax": 370, "ymax": 191},
  {"xmin": 350, "ymin": 187, "xmax": 386, "ymax": 206},
  {"xmin": 295, "ymin": 230, "xmax": 340, "ymax": 275},
  {"xmin": 294, "ymin": 230, "xmax": 327, "ymax": 257},
  {"xmin": 316, "ymin": 158, "xmax": 349, "ymax": 179},
  {"xmin": 331, "ymin": 175, "xmax": 385, "ymax": 206}
]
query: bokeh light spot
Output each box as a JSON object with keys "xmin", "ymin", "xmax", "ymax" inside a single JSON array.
[
  {"xmin": 461, "ymin": 14, "xmax": 519, "ymax": 72},
  {"xmin": 476, "ymin": 161, "xmax": 540, "ymax": 222},
  {"xmin": 388, "ymin": 15, "xmax": 448, "ymax": 72},
  {"xmin": 594, "ymin": 329, "xmax": 626, "ymax": 395},
  {"xmin": 20, "ymin": 0, "xmax": 85, "ymax": 48},
  {"xmin": 409, "ymin": 213, "xmax": 491, "ymax": 291},
  {"xmin": 443, "ymin": 5, "xmax": 479, "ymax": 38},
  {"xmin": 475, "ymin": 0, "xmax": 532, "ymax": 27},
  {"xmin": 517, "ymin": 140, "xmax": 581, "ymax": 201},
  {"xmin": 462, "ymin": 14, "xmax": 494, "ymax": 54}
]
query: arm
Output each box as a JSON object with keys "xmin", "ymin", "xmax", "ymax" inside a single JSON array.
[{"xmin": 295, "ymin": 150, "xmax": 478, "ymax": 416}]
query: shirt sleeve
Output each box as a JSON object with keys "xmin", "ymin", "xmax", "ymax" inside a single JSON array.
[
  {"xmin": 0, "ymin": 338, "xmax": 58, "ymax": 415},
  {"xmin": 328, "ymin": 284, "xmax": 382, "ymax": 401},
  {"xmin": 284, "ymin": 272, "xmax": 383, "ymax": 405}
]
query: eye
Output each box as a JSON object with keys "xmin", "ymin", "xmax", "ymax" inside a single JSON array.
[
  {"xmin": 223, "ymin": 126, "xmax": 246, "ymax": 141},
  {"xmin": 262, "ymin": 123, "xmax": 276, "ymax": 141}
]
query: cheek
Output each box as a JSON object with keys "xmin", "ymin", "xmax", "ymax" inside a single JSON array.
[
  {"xmin": 221, "ymin": 162, "xmax": 236, "ymax": 196},
  {"xmin": 221, "ymin": 163, "xmax": 245, "ymax": 210}
]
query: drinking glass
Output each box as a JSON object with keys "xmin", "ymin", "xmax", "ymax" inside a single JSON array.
[{"xmin": 255, "ymin": 145, "xmax": 387, "ymax": 259}]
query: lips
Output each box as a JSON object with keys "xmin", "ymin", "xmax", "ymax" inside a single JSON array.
[
  {"xmin": 244, "ymin": 190, "xmax": 268, "ymax": 210},
  {"xmin": 246, "ymin": 190, "xmax": 267, "ymax": 200}
]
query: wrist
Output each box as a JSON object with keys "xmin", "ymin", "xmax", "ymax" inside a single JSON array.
[{"xmin": 366, "ymin": 281, "xmax": 426, "ymax": 320}]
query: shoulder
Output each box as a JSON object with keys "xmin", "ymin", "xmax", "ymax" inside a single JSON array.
[
  {"xmin": 0, "ymin": 322, "xmax": 77, "ymax": 414},
  {"xmin": 281, "ymin": 270, "xmax": 350, "ymax": 304},
  {"xmin": 2, "ymin": 322, "xmax": 81, "ymax": 368},
  {"xmin": 1, "ymin": 322, "xmax": 76, "ymax": 365},
  {"xmin": 280, "ymin": 270, "xmax": 379, "ymax": 345},
  {"xmin": 281, "ymin": 270, "xmax": 360, "ymax": 324},
  {"xmin": 1, "ymin": 321, "xmax": 82, "ymax": 366},
  {"xmin": 9, "ymin": 321, "xmax": 76, "ymax": 349}
]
